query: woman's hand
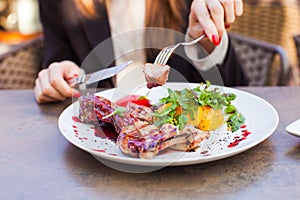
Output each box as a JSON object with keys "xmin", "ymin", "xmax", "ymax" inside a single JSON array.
[
  {"xmin": 187, "ymin": 0, "xmax": 243, "ymax": 45},
  {"xmin": 34, "ymin": 60, "xmax": 81, "ymax": 104}
]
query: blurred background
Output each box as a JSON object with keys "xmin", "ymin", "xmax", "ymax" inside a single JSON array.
[
  {"xmin": 0, "ymin": 0, "xmax": 300, "ymax": 88},
  {"xmin": 0, "ymin": 0, "xmax": 41, "ymax": 46},
  {"xmin": 0, "ymin": 0, "xmax": 40, "ymax": 33}
]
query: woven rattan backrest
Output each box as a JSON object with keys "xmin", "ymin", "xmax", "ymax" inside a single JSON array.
[
  {"xmin": 229, "ymin": 0, "xmax": 300, "ymax": 84},
  {"xmin": 230, "ymin": 32, "xmax": 290, "ymax": 86},
  {"xmin": 0, "ymin": 37, "xmax": 43, "ymax": 89}
]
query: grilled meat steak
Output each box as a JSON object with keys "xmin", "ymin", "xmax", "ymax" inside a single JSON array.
[{"xmin": 79, "ymin": 94, "xmax": 209, "ymax": 159}]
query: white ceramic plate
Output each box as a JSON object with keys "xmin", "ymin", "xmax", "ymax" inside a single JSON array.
[
  {"xmin": 58, "ymin": 83, "xmax": 279, "ymax": 167},
  {"xmin": 286, "ymin": 119, "xmax": 300, "ymax": 137}
]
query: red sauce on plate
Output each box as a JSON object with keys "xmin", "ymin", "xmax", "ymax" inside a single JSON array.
[
  {"xmin": 72, "ymin": 116, "xmax": 82, "ymax": 123},
  {"xmin": 92, "ymin": 123, "xmax": 118, "ymax": 142},
  {"xmin": 72, "ymin": 116, "xmax": 118, "ymax": 142},
  {"xmin": 227, "ymin": 125, "xmax": 251, "ymax": 148}
]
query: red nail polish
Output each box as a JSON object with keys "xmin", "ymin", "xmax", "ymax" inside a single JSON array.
[
  {"xmin": 66, "ymin": 73, "xmax": 79, "ymax": 81},
  {"xmin": 66, "ymin": 77, "xmax": 73, "ymax": 81},
  {"xmin": 73, "ymin": 92, "xmax": 81, "ymax": 98},
  {"xmin": 225, "ymin": 24, "xmax": 231, "ymax": 29},
  {"xmin": 212, "ymin": 34, "xmax": 220, "ymax": 46}
]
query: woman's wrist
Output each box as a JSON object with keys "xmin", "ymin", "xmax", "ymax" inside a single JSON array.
[{"xmin": 184, "ymin": 31, "xmax": 229, "ymax": 71}]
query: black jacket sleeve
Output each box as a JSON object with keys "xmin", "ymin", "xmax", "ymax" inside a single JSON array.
[{"xmin": 38, "ymin": 0, "xmax": 79, "ymax": 67}]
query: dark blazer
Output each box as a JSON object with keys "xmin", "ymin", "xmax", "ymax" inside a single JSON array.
[{"xmin": 39, "ymin": 0, "xmax": 248, "ymax": 88}]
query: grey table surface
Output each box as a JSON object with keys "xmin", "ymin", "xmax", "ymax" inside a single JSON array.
[{"xmin": 1, "ymin": 87, "xmax": 300, "ymax": 200}]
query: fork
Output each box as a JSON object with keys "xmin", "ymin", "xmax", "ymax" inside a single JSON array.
[{"xmin": 154, "ymin": 34, "xmax": 206, "ymax": 65}]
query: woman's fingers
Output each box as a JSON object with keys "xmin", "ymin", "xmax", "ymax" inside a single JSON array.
[
  {"xmin": 34, "ymin": 60, "xmax": 81, "ymax": 104},
  {"xmin": 34, "ymin": 79, "xmax": 59, "ymax": 103},
  {"xmin": 190, "ymin": 0, "xmax": 219, "ymax": 42},
  {"xmin": 221, "ymin": 0, "xmax": 235, "ymax": 24},
  {"xmin": 189, "ymin": 0, "xmax": 224, "ymax": 45},
  {"xmin": 189, "ymin": 0, "xmax": 243, "ymax": 45},
  {"xmin": 206, "ymin": 0, "xmax": 226, "ymax": 37},
  {"xmin": 234, "ymin": 0, "xmax": 243, "ymax": 16},
  {"xmin": 38, "ymin": 68, "xmax": 66, "ymax": 100},
  {"xmin": 48, "ymin": 61, "xmax": 79, "ymax": 98},
  {"xmin": 221, "ymin": 0, "xmax": 243, "ymax": 25},
  {"xmin": 34, "ymin": 69, "xmax": 64, "ymax": 103}
]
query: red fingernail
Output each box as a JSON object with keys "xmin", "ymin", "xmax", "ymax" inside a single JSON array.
[
  {"xmin": 225, "ymin": 24, "xmax": 231, "ymax": 29},
  {"xmin": 212, "ymin": 34, "xmax": 220, "ymax": 46},
  {"xmin": 67, "ymin": 73, "xmax": 79, "ymax": 79},
  {"xmin": 73, "ymin": 92, "xmax": 81, "ymax": 98}
]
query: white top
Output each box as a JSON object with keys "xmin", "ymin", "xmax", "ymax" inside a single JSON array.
[{"xmin": 108, "ymin": 0, "xmax": 228, "ymax": 91}]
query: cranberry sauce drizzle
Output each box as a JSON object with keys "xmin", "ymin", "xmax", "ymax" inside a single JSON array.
[
  {"xmin": 92, "ymin": 123, "xmax": 118, "ymax": 142},
  {"xmin": 227, "ymin": 125, "xmax": 251, "ymax": 148},
  {"xmin": 72, "ymin": 116, "xmax": 118, "ymax": 142},
  {"xmin": 72, "ymin": 116, "xmax": 82, "ymax": 123}
]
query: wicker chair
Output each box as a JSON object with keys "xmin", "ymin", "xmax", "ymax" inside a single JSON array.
[
  {"xmin": 229, "ymin": 0, "xmax": 300, "ymax": 85},
  {"xmin": 230, "ymin": 32, "xmax": 290, "ymax": 86},
  {"xmin": 0, "ymin": 36, "xmax": 43, "ymax": 89},
  {"xmin": 293, "ymin": 34, "xmax": 300, "ymax": 67}
]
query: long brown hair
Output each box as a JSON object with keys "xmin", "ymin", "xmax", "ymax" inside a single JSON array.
[
  {"xmin": 145, "ymin": 0, "xmax": 186, "ymax": 32},
  {"xmin": 75, "ymin": 0, "xmax": 187, "ymax": 31}
]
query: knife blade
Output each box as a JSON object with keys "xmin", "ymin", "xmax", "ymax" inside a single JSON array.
[{"xmin": 71, "ymin": 60, "xmax": 133, "ymax": 86}]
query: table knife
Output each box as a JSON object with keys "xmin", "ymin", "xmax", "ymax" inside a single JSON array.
[{"xmin": 68, "ymin": 60, "xmax": 133, "ymax": 87}]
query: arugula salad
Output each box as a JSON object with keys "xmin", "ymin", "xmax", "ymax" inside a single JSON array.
[{"xmin": 152, "ymin": 81, "xmax": 245, "ymax": 132}]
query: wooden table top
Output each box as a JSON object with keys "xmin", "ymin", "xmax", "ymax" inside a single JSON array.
[{"xmin": 1, "ymin": 87, "xmax": 300, "ymax": 200}]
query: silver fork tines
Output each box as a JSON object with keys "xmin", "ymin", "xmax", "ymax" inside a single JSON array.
[{"xmin": 154, "ymin": 34, "xmax": 205, "ymax": 65}]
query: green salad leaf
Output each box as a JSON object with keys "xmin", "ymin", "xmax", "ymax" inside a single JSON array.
[
  {"xmin": 153, "ymin": 81, "xmax": 245, "ymax": 132},
  {"xmin": 154, "ymin": 87, "xmax": 199, "ymax": 129},
  {"xmin": 102, "ymin": 107, "xmax": 126, "ymax": 119}
]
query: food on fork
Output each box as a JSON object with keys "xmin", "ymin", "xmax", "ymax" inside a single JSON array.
[
  {"xmin": 143, "ymin": 63, "xmax": 170, "ymax": 89},
  {"xmin": 78, "ymin": 81, "xmax": 245, "ymax": 159}
]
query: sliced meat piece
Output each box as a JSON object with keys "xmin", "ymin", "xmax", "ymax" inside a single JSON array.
[
  {"xmin": 118, "ymin": 123, "xmax": 210, "ymax": 159},
  {"xmin": 117, "ymin": 123, "xmax": 178, "ymax": 159},
  {"xmin": 119, "ymin": 120, "xmax": 150, "ymax": 138},
  {"xmin": 79, "ymin": 95, "xmax": 114, "ymax": 125},
  {"xmin": 125, "ymin": 102, "xmax": 153, "ymax": 123},
  {"xmin": 143, "ymin": 63, "xmax": 170, "ymax": 89},
  {"xmin": 78, "ymin": 95, "xmax": 152, "ymax": 133},
  {"xmin": 169, "ymin": 125, "xmax": 210, "ymax": 151},
  {"xmin": 117, "ymin": 123, "xmax": 161, "ymax": 158}
]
